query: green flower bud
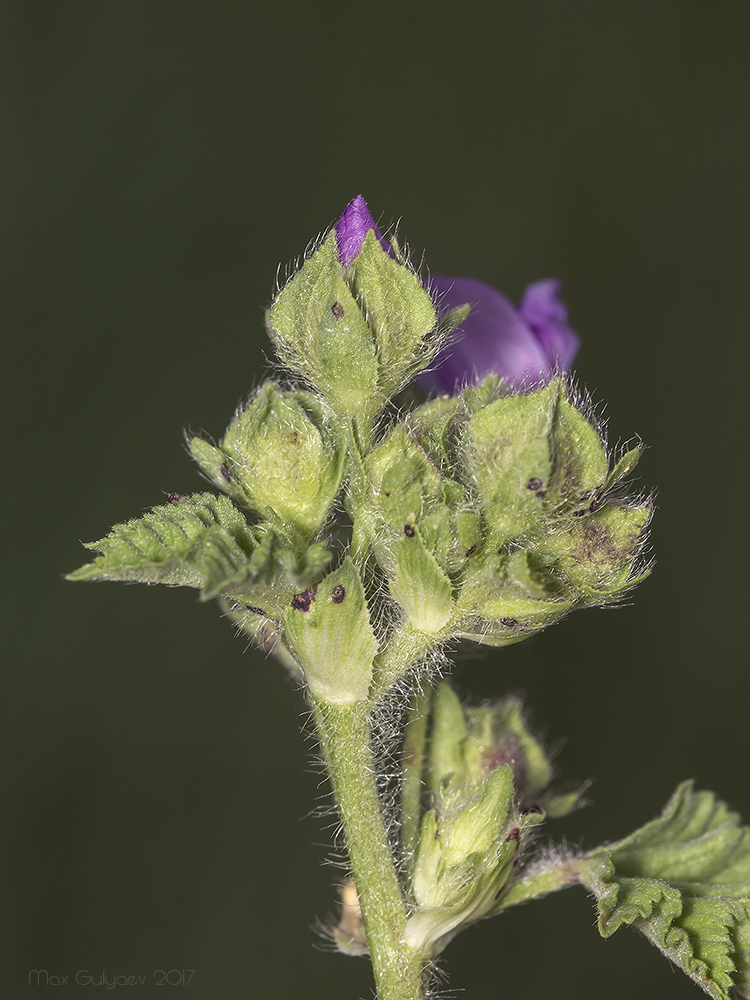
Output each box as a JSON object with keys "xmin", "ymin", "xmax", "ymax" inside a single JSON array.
[
  {"xmin": 283, "ymin": 558, "xmax": 377, "ymax": 705},
  {"xmin": 405, "ymin": 684, "xmax": 581, "ymax": 956},
  {"xmin": 191, "ymin": 383, "xmax": 345, "ymax": 538},
  {"xmin": 266, "ymin": 221, "xmax": 461, "ymax": 428},
  {"xmin": 267, "ymin": 233, "xmax": 381, "ymax": 421}
]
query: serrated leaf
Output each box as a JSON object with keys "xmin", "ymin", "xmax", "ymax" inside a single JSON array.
[
  {"xmin": 579, "ymin": 782, "xmax": 750, "ymax": 999},
  {"xmin": 67, "ymin": 494, "xmax": 257, "ymax": 600}
]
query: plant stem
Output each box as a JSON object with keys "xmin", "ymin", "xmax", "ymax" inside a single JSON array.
[{"xmin": 315, "ymin": 699, "xmax": 428, "ymax": 1000}]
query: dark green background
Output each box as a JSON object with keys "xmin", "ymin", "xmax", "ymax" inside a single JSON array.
[{"xmin": 5, "ymin": 3, "xmax": 749, "ymax": 998}]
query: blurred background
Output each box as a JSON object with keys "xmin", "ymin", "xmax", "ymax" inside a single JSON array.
[{"xmin": 4, "ymin": 2, "xmax": 749, "ymax": 997}]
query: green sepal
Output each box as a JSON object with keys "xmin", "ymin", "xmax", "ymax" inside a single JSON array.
[
  {"xmin": 427, "ymin": 682, "xmax": 470, "ymax": 800},
  {"xmin": 456, "ymin": 551, "xmax": 572, "ymax": 645},
  {"xmin": 350, "ymin": 230, "xmax": 439, "ymax": 395},
  {"xmin": 407, "ymin": 765, "xmax": 519, "ymax": 956},
  {"xmin": 606, "ymin": 445, "xmax": 642, "ymax": 489},
  {"xmin": 547, "ymin": 388, "xmax": 608, "ymax": 505},
  {"xmin": 389, "ymin": 526, "xmax": 454, "ymax": 635},
  {"xmin": 283, "ymin": 557, "xmax": 377, "ymax": 705},
  {"xmin": 464, "ymin": 380, "xmax": 557, "ymax": 547},
  {"xmin": 357, "ymin": 426, "xmax": 441, "ymax": 571},
  {"xmin": 579, "ymin": 782, "xmax": 750, "ymax": 1000},
  {"xmin": 67, "ymin": 493, "xmax": 257, "ymax": 601},
  {"xmin": 407, "ymin": 395, "xmax": 461, "ymax": 470}
]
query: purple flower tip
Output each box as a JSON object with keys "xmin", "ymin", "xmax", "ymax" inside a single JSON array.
[
  {"xmin": 420, "ymin": 276, "xmax": 581, "ymax": 395},
  {"xmin": 335, "ymin": 195, "xmax": 390, "ymax": 265}
]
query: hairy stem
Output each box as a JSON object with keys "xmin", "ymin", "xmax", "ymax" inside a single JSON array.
[{"xmin": 315, "ymin": 700, "xmax": 428, "ymax": 1000}]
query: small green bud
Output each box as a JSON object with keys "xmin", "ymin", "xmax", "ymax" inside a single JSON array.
[
  {"xmin": 405, "ymin": 683, "xmax": 582, "ymax": 955},
  {"xmin": 267, "ymin": 233, "xmax": 381, "ymax": 419},
  {"xmin": 193, "ymin": 383, "xmax": 345, "ymax": 538},
  {"xmin": 463, "ymin": 380, "xmax": 558, "ymax": 547},
  {"xmin": 283, "ymin": 558, "xmax": 376, "ymax": 705},
  {"xmin": 266, "ymin": 226, "xmax": 450, "ymax": 425}
]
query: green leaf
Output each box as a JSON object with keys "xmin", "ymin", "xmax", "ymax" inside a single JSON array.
[
  {"xmin": 67, "ymin": 493, "xmax": 257, "ymax": 600},
  {"xmin": 579, "ymin": 782, "xmax": 750, "ymax": 999}
]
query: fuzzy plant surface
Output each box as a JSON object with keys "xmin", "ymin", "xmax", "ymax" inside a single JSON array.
[{"xmin": 69, "ymin": 197, "xmax": 750, "ymax": 1000}]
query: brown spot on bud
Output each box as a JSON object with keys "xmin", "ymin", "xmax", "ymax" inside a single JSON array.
[
  {"xmin": 165, "ymin": 492, "xmax": 182, "ymax": 504},
  {"xmin": 500, "ymin": 617, "xmax": 518, "ymax": 628},
  {"xmin": 331, "ymin": 585, "xmax": 346, "ymax": 604},
  {"xmin": 331, "ymin": 301, "xmax": 345, "ymax": 319},
  {"xmin": 536, "ymin": 490, "xmax": 546, "ymax": 499},
  {"xmin": 291, "ymin": 589, "xmax": 316, "ymax": 612},
  {"xmin": 465, "ymin": 544, "xmax": 477, "ymax": 557},
  {"xmin": 505, "ymin": 826, "xmax": 521, "ymax": 844},
  {"xmin": 526, "ymin": 477, "xmax": 543, "ymax": 491},
  {"xmin": 220, "ymin": 464, "xmax": 232, "ymax": 484},
  {"xmin": 245, "ymin": 605, "xmax": 267, "ymax": 616},
  {"xmin": 404, "ymin": 524, "xmax": 415, "ymax": 538}
]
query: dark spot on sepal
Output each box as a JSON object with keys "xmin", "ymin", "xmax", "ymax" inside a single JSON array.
[
  {"xmin": 331, "ymin": 301, "xmax": 345, "ymax": 319},
  {"xmin": 220, "ymin": 464, "xmax": 232, "ymax": 484},
  {"xmin": 526, "ymin": 477, "xmax": 543, "ymax": 491},
  {"xmin": 291, "ymin": 589, "xmax": 316, "ymax": 612},
  {"xmin": 465, "ymin": 544, "xmax": 476, "ymax": 557},
  {"xmin": 245, "ymin": 605, "xmax": 267, "ymax": 616},
  {"xmin": 331, "ymin": 585, "xmax": 346, "ymax": 604},
  {"xmin": 404, "ymin": 524, "xmax": 415, "ymax": 538},
  {"xmin": 505, "ymin": 826, "xmax": 521, "ymax": 844},
  {"xmin": 165, "ymin": 492, "xmax": 182, "ymax": 504},
  {"xmin": 500, "ymin": 617, "xmax": 518, "ymax": 628}
]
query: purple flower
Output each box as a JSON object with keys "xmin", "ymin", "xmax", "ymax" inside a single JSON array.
[
  {"xmin": 335, "ymin": 195, "xmax": 391, "ymax": 265},
  {"xmin": 419, "ymin": 276, "xmax": 581, "ymax": 394}
]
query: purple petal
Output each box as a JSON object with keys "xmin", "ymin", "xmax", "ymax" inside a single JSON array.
[
  {"xmin": 519, "ymin": 279, "xmax": 581, "ymax": 371},
  {"xmin": 420, "ymin": 276, "xmax": 552, "ymax": 394},
  {"xmin": 335, "ymin": 195, "xmax": 390, "ymax": 265}
]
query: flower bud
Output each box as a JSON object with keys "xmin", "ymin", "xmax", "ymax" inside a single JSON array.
[
  {"xmin": 266, "ymin": 197, "xmax": 454, "ymax": 426},
  {"xmin": 191, "ymin": 383, "xmax": 345, "ymax": 538},
  {"xmin": 405, "ymin": 684, "xmax": 580, "ymax": 956}
]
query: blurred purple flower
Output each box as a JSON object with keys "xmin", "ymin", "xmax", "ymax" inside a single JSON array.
[
  {"xmin": 335, "ymin": 195, "xmax": 391, "ymax": 265},
  {"xmin": 419, "ymin": 276, "xmax": 581, "ymax": 394}
]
